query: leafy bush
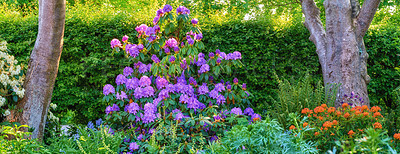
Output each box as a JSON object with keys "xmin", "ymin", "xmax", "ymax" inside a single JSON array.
[
  {"xmin": 204, "ymin": 117, "xmax": 318, "ymax": 154},
  {"xmin": 0, "ymin": 40, "xmax": 25, "ymax": 121},
  {"xmin": 100, "ymin": 4, "xmax": 260, "ymax": 153},
  {"xmin": 0, "ymin": 124, "xmax": 47, "ymax": 153}
]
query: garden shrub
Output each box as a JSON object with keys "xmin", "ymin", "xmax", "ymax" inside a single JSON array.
[
  {"xmin": 0, "ymin": 40, "xmax": 25, "ymax": 122},
  {"xmin": 204, "ymin": 117, "xmax": 318, "ymax": 154},
  {"xmin": 0, "ymin": 124, "xmax": 47, "ymax": 153},
  {"xmin": 100, "ymin": 4, "xmax": 260, "ymax": 153}
]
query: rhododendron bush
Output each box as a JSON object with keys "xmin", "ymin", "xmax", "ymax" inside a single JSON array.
[{"xmin": 101, "ymin": 5, "xmax": 259, "ymax": 153}]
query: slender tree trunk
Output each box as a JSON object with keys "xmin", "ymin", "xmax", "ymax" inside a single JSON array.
[
  {"xmin": 301, "ymin": 0, "xmax": 380, "ymax": 107},
  {"xmin": 16, "ymin": 0, "xmax": 65, "ymax": 140}
]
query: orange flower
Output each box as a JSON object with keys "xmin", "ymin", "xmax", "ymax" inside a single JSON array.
[
  {"xmin": 336, "ymin": 111, "xmax": 342, "ymax": 116},
  {"xmin": 323, "ymin": 121, "xmax": 333, "ymax": 128},
  {"xmin": 363, "ymin": 112, "xmax": 369, "ymax": 117},
  {"xmin": 342, "ymin": 103, "xmax": 349, "ymax": 108},
  {"xmin": 328, "ymin": 107, "xmax": 336, "ymax": 113},
  {"xmin": 358, "ymin": 129, "xmax": 364, "ymax": 132},
  {"xmin": 361, "ymin": 105, "xmax": 368, "ymax": 111},
  {"xmin": 289, "ymin": 125, "xmax": 296, "ymax": 130},
  {"xmin": 394, "ymin": 133, "xmax": 400, "ymax": 140},
  {"xmin": 321, "ymin": 104, "xmax": 327, "ymax": 108},
  {"xmin": 314, "ymin": 106, "xmax": 325, "ymax": 113},
  {"xmin": 373, "ymin": 122, "xmax": 382, "ymax": 129},
  {"xmin": 314, "ymin": 132, "xmax": 320, "ymax": 136},
  {"xmin": 303, "ymin": 122, "xmax": 308, "ymax": 128},
  {"xmin": 348, "ymin": 130, "xmax": 355, "ymax": 137},
  {"xmin": 301, "ymin": 108, "xmax": 310, "ymax": 114},
  {"xmin": 344, "ymin": 112, "xmax": 350, "ymax": 118},
  {"xmin": 371, "ymin": 106, "xmax": 381, "ymax": 113},
  {"xmin": 332, "ymin": 120, "xmax": 338, "ymax": 125},
  {"xmin": 129, "ymin": 99, "xmax": 134, "ymax": 104},
  {"xmin": 330, "ymin": 133, "xmax": 335, "ymax": 136},
  {"xmin": 373, "ymin": 112, "xmax": 382, "ymax": 117},
  {"xmin": 318, "ymin": 116, "xmax": 323, "ymax": 121},
  {"xmin": 355, "ymin": 111, "xmax": 362, "ymax": 115}
]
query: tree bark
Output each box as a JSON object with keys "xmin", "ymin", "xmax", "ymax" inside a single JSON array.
[
  {"xmin": 16, "ymin": 0, "xmax": 65, "ymax": 140},
  {"xmin": 301, "ymin": 0, "xmax": 380, "ymax": 107}
]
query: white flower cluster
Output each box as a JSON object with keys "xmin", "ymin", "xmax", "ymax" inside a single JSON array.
[
  {"xmin": 48, "ymin": 103, "xmax": 59, "ymax": 122},
  {"xmin": 0, "ymin": 40, "xmax": 25, "ymax": 99}
]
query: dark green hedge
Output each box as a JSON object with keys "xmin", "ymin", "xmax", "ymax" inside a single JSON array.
[{"xmin": 1, "ymin": 14, "xmax": 398, "ymax": 124}]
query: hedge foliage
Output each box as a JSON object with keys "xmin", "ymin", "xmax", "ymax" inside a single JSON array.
[{"xmin": 0, "ymin": 4, "xmax": 398, "ymax": 124}]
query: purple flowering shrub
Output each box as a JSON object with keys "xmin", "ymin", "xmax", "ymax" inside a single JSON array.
[{"xmin": 102, "ymin": 4, "xmax": 259, "ymax": 153}]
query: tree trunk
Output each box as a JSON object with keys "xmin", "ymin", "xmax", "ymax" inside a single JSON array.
[
  {"xmin": 301, "ymin": 0, "xmax": 380, "ymax": 107},
  {"xmin": 16, "ymin": 0, "xmax": 65, "ymax": 140}
]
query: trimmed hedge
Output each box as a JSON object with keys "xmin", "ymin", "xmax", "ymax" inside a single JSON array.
[{"xmin": 1, "ymin": 10, "xmax": 398, "ymax": 124}]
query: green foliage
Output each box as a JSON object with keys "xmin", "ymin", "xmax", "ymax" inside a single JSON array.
[
  {"xmin": 331, "ymin": 128, "xmax": 394, "ymax": 154},
  {"xmin": 270, "ymin": 73, "xmax": 328, "ymax": 128},
  {"xmin": 0, "ymin": 2, "xmax": 398, "ymax": 124},
  {"xmin": 45, "ymin": 125, "xmax": 123, "ymax": 153},
  {"xmin": 0, "ymin": 124, "xmax": 48, "ymax": 153},
  {"xmin": 203, "ymin": 117, "xmax": 318, "ymax": 154}
]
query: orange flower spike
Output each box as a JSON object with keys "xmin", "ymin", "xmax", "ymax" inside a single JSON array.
[
  {"xmin": 355, "ymin": 111, "xmax": 362, "ymax": 115},
  {"xmin": 332, "ymin": 120, "xmax": 338, "ymax": 125},
  {"xmin": 289, "ymin": 125, "xmax": 296, "ymax": 130},
  {"xmin": 321, "ymin": 104, "xmax": 327, "ymax": 109},
  {"xmin": 373, "ymin": 122, "xmax": 382, "ymax": 129},
  {"xmin": 344, "ymin": 112, "xmax": 350, "ymax": 118},
  {"xmin": 318, "ymin": 116, "xmax": 323, "ymax": 121},
  {"xmin": 342, "ymin": 103, "xmax": 349, "ymax": 108},
  {"xmin": 330, "ymin": 133, "xmax": 335, "ymax": 136},
  {"xmin": 363, "ymin": 112, "xmax": 369, "ymax": 117},
  {"xmin": 314, "ymin": 132, "xmax": 320, "ymax": 136},
  {"xmin": 303, "ymin": 122, "xmax": 308, "ymax": 128},
  {"xmin": 373, "ymin": 112, "xmax": 382, "ymax": 117},
  {"xmin": 371, "ymin": 106, "xmax": 382, "ymax": 113}
]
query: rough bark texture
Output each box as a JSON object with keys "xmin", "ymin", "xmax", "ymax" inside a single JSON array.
[
  {"xmin": 301, "ymin": 0, "xmax": 380, "ymax": 107},
  {"xmin": 16, "ymin": 0, "xmax": 65, "ymax": 140}
]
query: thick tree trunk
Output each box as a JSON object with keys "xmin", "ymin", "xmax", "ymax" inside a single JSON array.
[
  {"xmin": 16, "ymin": 0, "xmax": 65, "ymax": 140},
  {"xmin": 301, "ymin": 0, "xmax": 379, "ymax": 107}
]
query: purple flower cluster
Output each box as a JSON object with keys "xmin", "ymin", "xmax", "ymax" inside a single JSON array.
[
  {"xmin": 122, "ymin": 35, "xmax": 129, "ymax": 42},
  {"xmin": 176, "ymin": 6, "xmax": 190, "ymax": 15},
  {"xmin": 191, "ymin": 18, "xmax": 198, "ymax": 25},
  {"xmin": 116, "ymin": 74, "xmax": 127, "ymax": 85},
  {"xmin": 244, "ymin": 107, "xmax": 254, "ymax": 115},
  {"xmin": 134, "ymin": 86, "xmax": 155, "ymax": 99},
  {"xmin": 195, "ymin": 33, "xmax": 203, "ymax": 41},
  {"xmin": 105, "ymin": 104, "xmax": 120, "ymax": 115},
  {"xmin": 189, "ymin": 77, "xmax": 197, "ymax": 86},
  {"xmin": 231, "ymin": 107, "xmax": 243, "ymax": 115},
  {"xmin": 222, "ymin": 51, "xmax": 242, "ymax": 60},
  {"xmin": 198, "ymin": 83, "xmax": 209, "ymax": 95},
  {"xmin": 163, "ymin": 4, "xmax": 172, "ymax": 13},
  {"xmin": 139, "ymin": 76, "xmax": 151, "ymax": 87},
  {"xmin": 103, "ymin": 84, "xmax": 115, "ymax": 96},
  {"xmin": 156, "ymin": 77, "xmax": 168, "ymax": 89},
  {"xmin": 110, "ymin": 39, "xmax": 121, "ymax": 49},
  {"xmin": 124, "ymin": 67, "xmax": 134, "ymax": 77},
  {"xmin": 142, "ymin": 103, "xmax": 158, "ymax": 124},
  {"xmin": 129, "ymin": 142, "xmax": 139, "ymax": 151},
  {"xmin": 165, "ymin": 38, "xmax": 178, "ymax": 48},
  {"xmin": 180, "ymin": 58, "xmax": 188, "ymax": 70},
  {"xmin": 135, "ymin": 24, "xmax": 148, "ymax": 37},
  {"xmin": 116, "ymin": 91, "xmax": 128, "ymax": 100},
  {"xmin": 126, "ymin": 78, "xmax": 139, "ymax": 90},
  {"xmin": 126, "ymin": 44, "xmax": 140, "ymax": 58},
  {"xmin": 124, "ymin": 102, "xmax": 140, "ymax": 115},
  {"xmin": 151, "ymin": 54, "xmax": 160, "ymax": 63},
  {"xmin": 198, "ymin": 64, "xmax": 209, "ymax": 74}
]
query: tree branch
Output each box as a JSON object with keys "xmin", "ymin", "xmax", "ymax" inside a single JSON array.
[
  {"xmin": 301, "ymin": 0, "xmax": 327, "ymax": 68},
  {"xmin": 356, "ymin": 0, "xmax": 380, "ymax": 38}
]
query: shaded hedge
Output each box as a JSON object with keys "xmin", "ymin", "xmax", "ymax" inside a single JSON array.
[{"xmin": 1, "ymin": 13, "xmax": 398, "ymax": 124}]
